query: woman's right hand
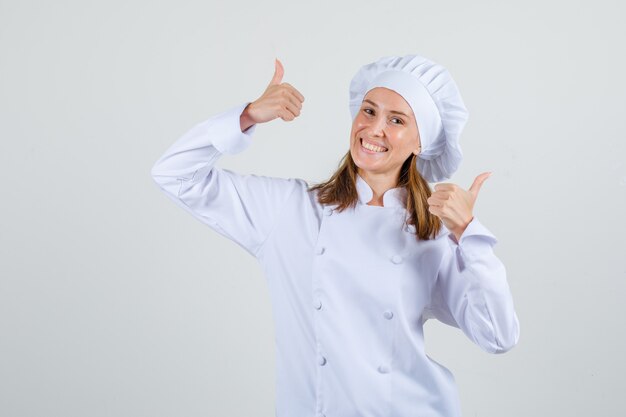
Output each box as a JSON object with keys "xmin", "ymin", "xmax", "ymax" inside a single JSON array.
[{"xmin": 240, "ymin": 58, "xmax": 305, "ymax": 131}]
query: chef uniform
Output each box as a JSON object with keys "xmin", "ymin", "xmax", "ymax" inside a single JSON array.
[{"xmin": 151, "ymin": 54, "xmax": 520, "ymax": 417}]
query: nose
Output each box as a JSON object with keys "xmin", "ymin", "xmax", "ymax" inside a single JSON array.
[{"xmin": 368, "ymin": 114, "xmax": 386, "ymax": 137}]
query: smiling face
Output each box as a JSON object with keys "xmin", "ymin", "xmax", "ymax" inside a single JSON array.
[{"xmin": 349, "ymin": 87, "xmax": 421, "ymax": 181}]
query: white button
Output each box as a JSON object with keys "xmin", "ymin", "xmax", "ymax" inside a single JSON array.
[
  {"xmin": 324, "ymin": 207, "xmax": 333, "ymax": 216},
  {"xmin": 378, "ymin": 364, "xmax": 390, "ymax": 374},
  {"xmin": 391, "ymin": 254, "xmax": 403, "ymax": 264},
  {"xmin": 316, "ymin": 413, "xmax": 326, "ymax": 417},
  {"xmin": 316, "ymin": 246, "xmax": 326, "ymax": 255},
  {"xmin": 383, "ymin": 310, "xmax": 393, "ymax": 319},
  {"xmin": 314, "ymin": 300, "xmax": 322, "ymax": 310},
  {"xmin": 318, "ymin": 355, "xmax": 327, "ymax": 366}
]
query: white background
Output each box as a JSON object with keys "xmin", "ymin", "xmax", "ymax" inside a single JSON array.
[{"xmin": 1, "ymin": 1, "xmax": 625, "ymax": 416}]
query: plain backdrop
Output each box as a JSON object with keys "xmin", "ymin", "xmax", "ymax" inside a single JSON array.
[{"xmin": 1, "ymin": 1, "xmax": 625, "ymax": 416}]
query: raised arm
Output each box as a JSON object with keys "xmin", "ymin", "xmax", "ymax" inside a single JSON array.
[
  {"xmin": 424, "ymin": 218, "xmax": 520, "ymax": 354},
  {"xmin": 421, "ymin": 173, "xmax": 520, "ymax": 353},
  {"xmin": 150, "ymin": 58, "xmax": 306, "ymax": 258}
]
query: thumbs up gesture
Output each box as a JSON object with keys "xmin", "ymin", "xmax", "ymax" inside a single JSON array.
[
  {"xmin": 241, "ymin": 58, "xmax": 305, "ymax": 130},
  {"xmin": 427, "ymin": 172, "xmax": 492, "ymax": 243}
]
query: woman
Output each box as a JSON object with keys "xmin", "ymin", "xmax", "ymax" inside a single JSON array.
[{"xmin": 151, "ymin": 54, "xmax": 520, "ymax": 417}]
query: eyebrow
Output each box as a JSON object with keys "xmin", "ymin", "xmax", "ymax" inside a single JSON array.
[{"xmin": 362, "ymin": 99, "xmax": 411, "ymax": 118}]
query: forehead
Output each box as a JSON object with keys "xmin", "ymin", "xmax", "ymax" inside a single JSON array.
[{"xmin": 363, "ymin": 87, "xmax": 414, "ymax": 116}]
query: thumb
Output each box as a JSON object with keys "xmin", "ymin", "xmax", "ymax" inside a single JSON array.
[
  {"xmin": 269, "ymin": 57, "xmax": 284, "ymax": 86},
  {"xmin": 468, "ymin": 171, "xmax": 492, "ymax": 198}
]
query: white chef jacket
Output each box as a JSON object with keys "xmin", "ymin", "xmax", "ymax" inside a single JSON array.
[{"xmin": 151, "ymin": 101, "xmax": 520, "ymax": 417}]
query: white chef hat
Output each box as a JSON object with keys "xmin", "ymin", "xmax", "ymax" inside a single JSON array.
[{"xmin": 349, "ymin": 54, "xmax": 469, "ymax": 183}]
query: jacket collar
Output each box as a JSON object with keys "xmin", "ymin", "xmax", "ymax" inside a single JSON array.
[{"xmin": 356, "ymin": 174, "xmax": 407, "ymax": 208}]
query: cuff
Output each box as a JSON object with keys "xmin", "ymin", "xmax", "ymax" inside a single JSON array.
[
  {"xmin": 210, "ymin": 101, "xmax": 258, "ymax": 155},
  {"xmin": 448, "ymin": 217, "xmax": 498, "ymax": 258}
]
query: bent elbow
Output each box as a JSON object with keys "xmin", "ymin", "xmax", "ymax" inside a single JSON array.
[
  {"xmin": 150, "ymin": 161, "xmax": 163, "ymax": 181},
  {"xmin": 491, "ymin": 333, "xmax": 519, "ymax": 354},
  {"xmin": 486, "ymin": 316, "xmax": 520, "ymax": 354},
  {"xmin": 150, "ymin": 161, "xmax": 173, "ymax": 190},
  {"xmin": 149, "ymin": 163, "xmax": 177, "ymax": 197},
  {"xmin": 150, "ymin": 169, "xmax": 164, "ymax": 191},
  {"xmin": 468, "ymin": 309, "xmax": 520, "ymax": 354}
]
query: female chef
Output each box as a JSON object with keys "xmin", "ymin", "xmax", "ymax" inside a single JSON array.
[{"xmin": 151, "ymin": 54, "xmax": 520, "ymax": 417}]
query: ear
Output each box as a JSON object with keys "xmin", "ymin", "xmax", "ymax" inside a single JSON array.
[{"xmin": 413, "ymin": 146, "xmax": 421, "ymax": 156}]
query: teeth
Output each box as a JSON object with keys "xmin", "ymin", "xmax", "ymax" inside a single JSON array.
[{"xmin": 361, "ymin": 138, "xmax": 387, "ymax": 152}]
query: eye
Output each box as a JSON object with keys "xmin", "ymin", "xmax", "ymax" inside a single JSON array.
[{"xmin": 362, "ymin": 108, "xmax": 404, "ymax": 125}]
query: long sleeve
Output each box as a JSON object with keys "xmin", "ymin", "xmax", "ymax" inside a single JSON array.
[
  {"xmin": 150, "ymin": 101, "xmax": 300, "ymax": 259},
  {"xmin": 423, "ymin": 217, "xmax": 521, "ymax": 354}
]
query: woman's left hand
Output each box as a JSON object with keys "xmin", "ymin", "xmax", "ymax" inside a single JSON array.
[{"xmin": 427, "ymin": 172, "xmax": 492, "ymax": 242}]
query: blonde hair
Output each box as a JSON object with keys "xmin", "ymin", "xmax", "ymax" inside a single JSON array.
[{"xmin": 308, "ymin": 151, "xmax": 442, "ymax": 241}]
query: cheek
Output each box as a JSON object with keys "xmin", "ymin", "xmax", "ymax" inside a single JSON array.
[
  {"xmin": 353, "ymin": 115, "xmax": 367, "ymax": 129},
  {"xmin": 391, "ymin": 135, "xmax": 416, "ymax": 158},
  {"xmin": 350, "ymin": 129, "xmax": 358, "ymax": 144},
  {"xmin": 399, "ymin": 131, "xmax": 419, "ymax": 150},
  {"xmin": 349, "ymin": 123, "xmax": 359, "ymax": 139}
]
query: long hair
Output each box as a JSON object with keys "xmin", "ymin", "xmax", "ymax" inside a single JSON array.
[{"xmin": 307, "ymin": 151, "xmax": 442, "ymax": 241}]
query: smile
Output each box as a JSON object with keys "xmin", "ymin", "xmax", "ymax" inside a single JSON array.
[{"xmin": 360, "ymin": 138, "xmax": 388, "ymax": 153}]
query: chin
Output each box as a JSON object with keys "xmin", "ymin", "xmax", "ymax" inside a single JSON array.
[{"xmin": 353, "ymin": 161, "xmax": 381, "ymax": 177}]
